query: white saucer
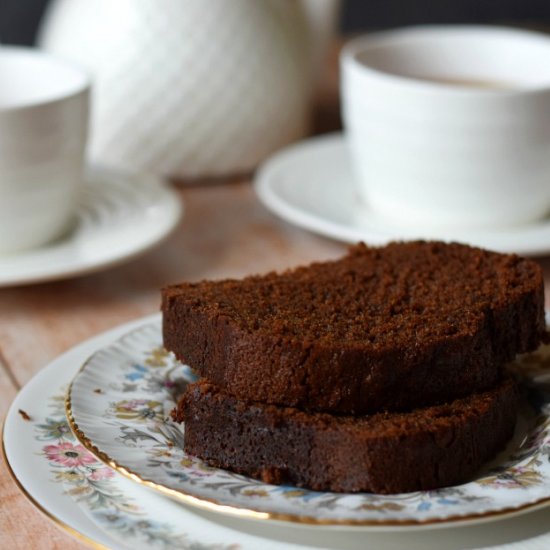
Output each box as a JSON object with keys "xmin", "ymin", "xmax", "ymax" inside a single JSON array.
[
  {"xmin": 255, "ymin": 133, "xmax": 550, "ymax": 256},
  {"xmin": 0, "ymin": 166, "xmax": 182, "ymax": 287},
  {"xmin": 4, "ymin": 315, "xmax": 550, "ymax": 550}
]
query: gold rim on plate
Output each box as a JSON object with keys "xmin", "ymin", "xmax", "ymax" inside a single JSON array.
[{"xmin": 65, "ymin": 355, "xmax": 550, "ymax": 528}]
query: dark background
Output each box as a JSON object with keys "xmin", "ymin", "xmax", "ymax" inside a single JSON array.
[{"xmin": 2, "ymin": 0, "xmax": 550, "ymax": 45}]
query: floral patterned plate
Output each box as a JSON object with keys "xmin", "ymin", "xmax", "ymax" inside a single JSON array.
[
  {"xmin": 66, "ymin": 316, "xmax": 550, "ymax": 528},
  {"xmin": 2, "ymin": 314, "xmax": 312, "ymax": 550}
]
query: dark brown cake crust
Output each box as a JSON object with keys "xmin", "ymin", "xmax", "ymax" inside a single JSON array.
[
  {"xmin": 162, "ymin": 241, "xmax": 545, "ymax": 414},
  {"xmin": 173, "ymin": 377, "xmax": 519, "ymax": 494}
]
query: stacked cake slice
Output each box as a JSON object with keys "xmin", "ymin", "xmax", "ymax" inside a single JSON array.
[{"xmin": 162, "ymin": 241, "xmax": 546, "ymax": 494}]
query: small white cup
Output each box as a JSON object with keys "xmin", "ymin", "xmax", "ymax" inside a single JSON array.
[
  {"xmin": 0, "ymin": 46, "xmax": 90, "ymax": 254},
  {"xmin": 341, "ymin": 26, "xmax": 550, "ymax": 230}
]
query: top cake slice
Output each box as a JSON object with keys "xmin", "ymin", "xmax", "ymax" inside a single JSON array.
[{"xmin": 162, "ymin": 241, "xmax": 545, "ymax": 414}]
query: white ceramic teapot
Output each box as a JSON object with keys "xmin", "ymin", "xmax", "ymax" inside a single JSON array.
[{"xmin": 38, "ymin": 0, "xmax": 339, "ymax": 179}]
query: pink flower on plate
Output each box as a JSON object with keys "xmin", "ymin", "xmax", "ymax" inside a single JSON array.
[
  {"xmin": 44, "ymin": 442, "xmax": 97, "ymax": 468},
  {"xmin": 88, "ymin": 467, "xmax": 115, "ymax": 481}
]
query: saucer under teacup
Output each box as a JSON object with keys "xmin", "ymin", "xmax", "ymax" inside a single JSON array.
[
  {"xmin": 255, "ymin": 133, "xmax": 550, "ymax": 256},
  {"xmin": 0, "ymin": 166, "xmax": 182, "ymax": 287}
]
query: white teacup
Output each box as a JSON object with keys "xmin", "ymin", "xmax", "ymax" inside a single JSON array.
[
  {"xmin": 0, "ymin": 47, "xmax": 90, "ymax": 254},
  {"xmin": 341, "ymin": 26, "xmax": 550, "ymax": 230}
]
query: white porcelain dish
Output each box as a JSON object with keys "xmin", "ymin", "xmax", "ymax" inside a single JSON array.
[
  {"xmin": 0, "ymin": 165, "xmax": 182, "ymax": 287},
  {"xmin": 255, "ymin": 133, "xmax": 550, "ymax": 256}
]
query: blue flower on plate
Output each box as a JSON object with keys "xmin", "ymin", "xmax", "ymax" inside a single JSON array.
[
  {"xmin": 166, "ymin": 470, "xmax": 190, "ymax": 483},
  {"xmin": 125, "ymin": 364, "xmax": 148, "ymax": 381},
  {"xmin": 437, "ymin": 498, "xmax": 459, "ymax": 505},
  {"xmin": 36, "ymin": 417, "xmax": 74, "ymax": 440},
  {"xmin": 271, "ymin": 485, "xmax": 324, "ymax": 502}
]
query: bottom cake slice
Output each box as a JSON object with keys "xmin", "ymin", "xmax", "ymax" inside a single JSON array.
[{"xmin": 172, "ymin": 377, "xmax": 519, "ymax": 494}]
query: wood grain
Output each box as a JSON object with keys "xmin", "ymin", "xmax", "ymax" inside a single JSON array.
[
  {"xmin": 0, "ymin": 360, "xmax": 17, "ymax": 418},
  {"xmin": 0, "ymin": 466, "xmax": 86, "ymax": 550}
]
